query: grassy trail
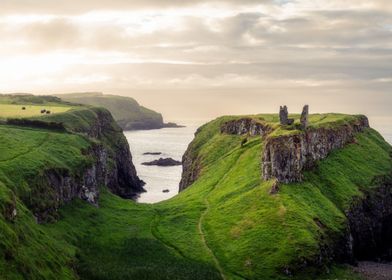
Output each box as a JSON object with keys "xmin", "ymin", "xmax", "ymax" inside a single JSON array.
[
  {"xmin": 150, "ymin": 209, "xmax": 189, "ymax": 259},
  {"xmin": 198, "ymin": 151, "xmax": 246, "ymax": 280},
  {"xmin": 0, "ymin": 131, "xmax": 50, "ymax": 162}
]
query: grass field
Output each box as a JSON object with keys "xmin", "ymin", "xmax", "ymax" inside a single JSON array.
[
  {"xmin": 0, "ymin": 104, "xmax": 72, "ymax": 118},
  {"xmin": 0, "ymin": 111, "xmax": 390, "ymax": 279},
  {"xmin": 0, "ymin": 125, "xmax": 91, "ymax": 279}
]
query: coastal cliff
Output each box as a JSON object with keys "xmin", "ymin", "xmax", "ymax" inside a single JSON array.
[
  {"xmin": 3, "ymin": 106, "xmax": 144, "ymax": 222},
  {"xmin": 57, "ymin": 92, "xmax": 182, "ymax": 130},
  {"xmin": 178, "ymin": 113, "xmax": 392, "ymax": 278},
  {"xmin": 262, "ymin": 115, "xmax": 369, "ymax": 183},
  {"xmin": 345, "ymin": 175, "xmax": 392, "ymax": 261}
]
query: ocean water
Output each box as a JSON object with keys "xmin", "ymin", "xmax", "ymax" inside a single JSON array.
[
  {"xmin": 124, "ymin": 124, "xmax": 199, "ymax": 203},
  {"xmin": 125, "ymin": 117, "xmax": 392, "ymax": 204}
]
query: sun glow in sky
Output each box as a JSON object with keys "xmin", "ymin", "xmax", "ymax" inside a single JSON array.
[{"xmin": 0, "ymin": 0, "xmax": 391, "ymax": 120}]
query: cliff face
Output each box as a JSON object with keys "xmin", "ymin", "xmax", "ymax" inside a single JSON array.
[
  {"xmin": 179, "ymin": 148, "xmax": 201, "ymax": 192},
  {"xmin": 23, "ymin": 107, "xmax": 144, "ymax": 222},
  {"xmin": 220, "ymin": 118, "xmax": 273, "ymax": 136},
  {"xmin": 345, "ymin": 176, "xmax": 392, "ymax": 261},
  {"xmin": 262, "ymin": 116, "xmax": 369, "ymax": 183},
  {"xmin": 77, "ymin": 108, "xmax": 145, "ymax": 198}
]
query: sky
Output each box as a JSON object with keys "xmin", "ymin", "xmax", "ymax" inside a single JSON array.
[{"xmin": 0, "ymin": 0, "xmax": 391, "ymax": 124}]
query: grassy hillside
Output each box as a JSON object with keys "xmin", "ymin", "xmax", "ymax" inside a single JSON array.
[
  {"xmin": 57, "ymin": 92, "xmax": 168, "ymax": 130},
  {"xmin": 0, "ymin": 110, "xmax": 391, "ymax": 279}
]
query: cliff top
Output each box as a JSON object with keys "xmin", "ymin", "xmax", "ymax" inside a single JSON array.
[
  {"xmin": 219, "ymin": 113, "xmax": 365, "ymax": 138},
  {"xmin": 171, "ymin": 112, "xmax": 391, "ymax": 279},
  {"xmin": 56, "ymin": 92, "xmax": 166, "ymax": 130}
]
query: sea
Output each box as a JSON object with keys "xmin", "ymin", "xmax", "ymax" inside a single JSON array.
[
  {"xmin": 125, "ymin": 123, "xmax": 200, "ymax": 203},
  {"xmin": 125, "ymin": 117, "xmax": 392, "ymax": 204}
]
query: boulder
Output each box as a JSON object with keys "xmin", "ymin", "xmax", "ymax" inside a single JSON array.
[{"xmin": 142, "ymin": 157, "xmax": 182, "ymax": 166}]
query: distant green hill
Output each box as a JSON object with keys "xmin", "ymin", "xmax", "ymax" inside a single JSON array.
[{"xmin": 57, "ymin": 92, "xmax": 181, "ymax": 130}]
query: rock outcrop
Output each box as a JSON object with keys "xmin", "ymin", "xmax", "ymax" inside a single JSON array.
[
  {"xmin": 220, "ymin": 118, "xmax": 272, "ymax": 136},
  {"xmin": 142, "ymin": 157, "xmax": 182, "ymax": 166},
  {"xmin": 27, "ymin": 107, "xmax": 144, "ymax": 222},
  {"xmin": 345, "ymin": 176, "xmax": 392, "ymax": 261},
  {"xmin": 71, "ymin": 108, "xmax": 145, "ymax": 198},
  {"xmin": 262, "ymin": 115, "xmax": 369, "ymax": 183},
  {"xmin": 179, "ymin": 149, "xmax": 201, "ymax": 192}
]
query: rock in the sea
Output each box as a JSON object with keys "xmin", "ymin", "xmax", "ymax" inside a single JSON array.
[
  {"xmin": 143, "ymin": 152, "xmax": 162, "ymax": 155},
  {"xmin": 142, "ymin": 157, "xmax": 182, "ymax": 166}
]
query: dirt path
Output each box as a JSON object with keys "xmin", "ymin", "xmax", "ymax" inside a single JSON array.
[{"xmin": 354, "ymin": 261, "xmax": 392, "ymax": 280}]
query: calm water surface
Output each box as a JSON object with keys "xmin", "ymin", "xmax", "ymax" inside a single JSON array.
[
  {"xmin": 125, "ymin": 124, "xmax": 199, "ymax": 203},
  {"xmin": 125, "ymin": 117, "xmax": 392, "ymax": 204}
]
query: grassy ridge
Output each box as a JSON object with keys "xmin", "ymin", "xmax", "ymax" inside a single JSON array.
[
  {"xmin": 153, "ymin": 116, "xmax": 391, "ymax": 279},
  {"xmin": 57, "ymin": 92, "xmax": 165, "ymax": 130},
  {"xmin": 0, "ymin": 125, "xmax": 90, "ymax": 279}
]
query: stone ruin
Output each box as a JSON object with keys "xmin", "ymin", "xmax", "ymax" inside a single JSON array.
[
  {"xmin": 300, "ymin": 105, "xmax": 309, "ymax": 129},
  {"xmin": 279, "ymin": 105, "xmax": 309, "ymax": 129},
  {"xmin": 279, "ymin": 105, "xmax": 294, "ymax": 125}
]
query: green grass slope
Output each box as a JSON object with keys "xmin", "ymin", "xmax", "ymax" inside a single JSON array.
[
  {"xmin": 57, "ymin": 92, "xmax": 166, "ymax": 130},
  {"xmin": 0, "ymin": 95, "xmax": 141, "ymax": 279},
  {"xmin": 1, "ymin": 112, "xmax": 391, "ymax": 279},
  {"xmin": 0, "ymin": 125, "xmax": 90, "ymax": 279}
]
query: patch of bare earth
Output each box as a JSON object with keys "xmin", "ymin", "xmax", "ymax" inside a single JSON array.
[{"xmin": 353, "ymin": 261, "xmax": 392, "ymax": 280}]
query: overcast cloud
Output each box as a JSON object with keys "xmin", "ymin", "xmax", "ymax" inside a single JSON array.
[{"xmin": 0, "ymin": 0, "xmax": 391, "ymax": 120}]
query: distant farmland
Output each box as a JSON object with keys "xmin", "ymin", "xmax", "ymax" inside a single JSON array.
[{"xmin": 0, "ymin": 104, "xmax": 71, "ymax": 118}]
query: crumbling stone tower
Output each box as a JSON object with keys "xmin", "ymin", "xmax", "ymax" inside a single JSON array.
[
  {"xmin": 279, "ymin": 106, "xmax": 294, "ymax": 125},
  {"xmin": 300, "ymin": 105, "xmax": 309, "ymax": 129},
  {"xmin": 279, "ymin": 106, "xmax": 288, "ymax": 125}
]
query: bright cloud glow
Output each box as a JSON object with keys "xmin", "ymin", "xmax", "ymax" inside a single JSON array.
[{"xmin": 0, "ymin": 0, "xmax": 391, "ymax": 119}]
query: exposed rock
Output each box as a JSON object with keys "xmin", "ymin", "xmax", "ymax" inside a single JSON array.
[
  {"xmin": 163, "ymin": 122, "xmax": 185, "ymax": 128},
  {"xmin": 179, "ymin": 146, "xmax": 201, "ymax": 192},
  {"xmin": 73, "ymin": 108, "xmax": 145, "ymax": 198},
  {"xmin": 220, "ymin": 118, "xmax": 273, "ymax": 137},
  {"xmin": 279, "ymin": 106, "xmax": 289, "ymax": 125},
  {"xmin": 354, "ymin": 261, "xmax": 392, "ymax": 280},
  {"xmin": 143, "ymin": 152, "xmax": 162, "ymax": 155},
  {"xmin": 162, "ymin": 189, "xmax": 170, "ymax": 193},
  {"xmin": 262, "ymin": 115, "xmax": 369, "ymax": 183},
  {"xmin": 26, "ymin": 108, "xmax": 145, "ymax": 222},
  {"xmin": 345, "ymin": 176, "xmax": 392, "ymax": 261},
  {"xmin": 3, "ymin": 193, "xmax": 17, "ymax": 222},
  {"xmin": 142, "ymin": 157, "xmax": 182, "ymax": 166},
  {"xmin": 301, "ymin": 105, "xmax": 309, "ymax": 129},
  {"xmin": 279, "ymin": 105, "xmax": 294, "ymax": 125},
  {"xmin": 269, "ymin": 181, "xmax": 280, "ymax": 195}
]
